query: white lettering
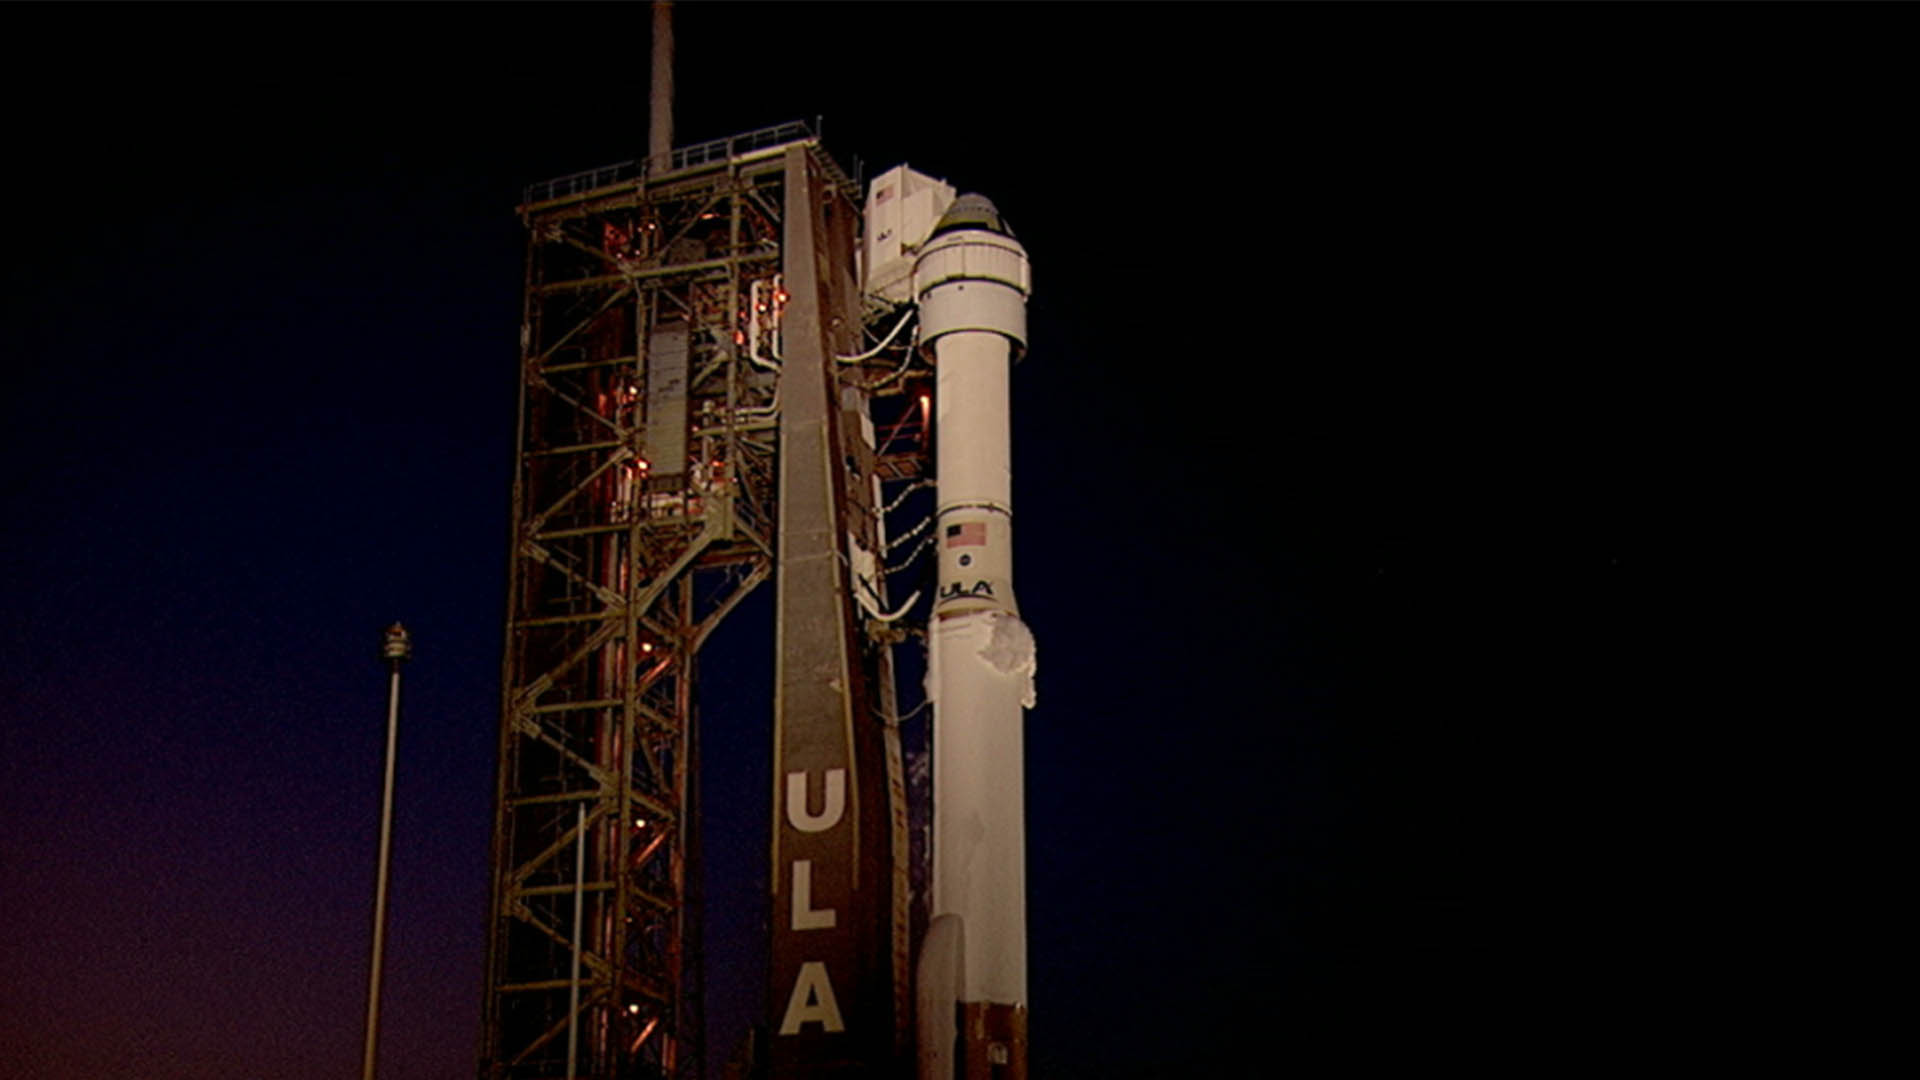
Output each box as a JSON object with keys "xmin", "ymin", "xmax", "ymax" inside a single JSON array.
[
  {"xmin": 785, "ymin": 769, "xmax": 846, "ymax": 833},
  {"xmin": 790, "ymin": 859, "xmax": 836, "ymax": 930},
  {"xmin": 777, "ymin": 961, "xmax": 846, "ymax": 1035}
]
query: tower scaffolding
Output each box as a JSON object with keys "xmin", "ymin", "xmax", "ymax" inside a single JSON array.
[{"xmin": 482, "ymin": 121, "xmax": 861, "ymax": 1080}]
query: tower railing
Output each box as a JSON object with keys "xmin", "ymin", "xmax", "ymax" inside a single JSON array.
[{"xmin": 523, "ymin": 118, "xmax": 855, "ymax": 208}]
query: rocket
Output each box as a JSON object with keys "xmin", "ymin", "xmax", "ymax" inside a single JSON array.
[{"xmin": 914, "ymin": 193, "xmax": 1035, "ymax": 1079}]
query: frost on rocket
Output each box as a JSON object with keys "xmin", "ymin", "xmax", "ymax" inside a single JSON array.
[{"xmin": 977, "ymin": 612, "xmax": 1038, "ymax": 709}]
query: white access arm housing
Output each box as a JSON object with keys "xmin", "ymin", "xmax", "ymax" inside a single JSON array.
[{"xmin": 864, "ymin": 164, "xmax": 956, "ymax": 304}]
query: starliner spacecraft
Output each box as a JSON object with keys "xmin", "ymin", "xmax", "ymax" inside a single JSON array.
[
  {"xmin": 834, "ymin": 164, "xmax": 1037, "ymax": 1078},
  {"xmin": 910, "ymin": 185, "xmax": 1036, "ymax": 1080}
]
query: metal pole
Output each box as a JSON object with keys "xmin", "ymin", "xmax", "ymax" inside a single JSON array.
[
  {"xmin": 362, "ymin": 623, "xmax": 411, "ymax": 1080},
  {"xmin": 566, "ymin": 801, "xmax": 588, "ymax": 1078},
  {"xmin": 650, "ymin": 1, "xmax": 674, "ymax": 171}
]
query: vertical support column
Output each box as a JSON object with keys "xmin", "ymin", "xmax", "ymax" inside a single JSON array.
[
  {"xmin": 674, "ymin": 575, "xmax": 702, "ymax": 1079},
  {"xmin": 769, "ymin": 146, "xmax": 903, "ymax": 1077}
]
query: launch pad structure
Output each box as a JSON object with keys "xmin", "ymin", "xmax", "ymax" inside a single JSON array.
[
  {"xmin": 480, "ymin": 58, "xmax": 1039, "ymax": 1069},
  {"xmin": 481, "ymin": 120, "xmax": 934, "ymax": 1079}
]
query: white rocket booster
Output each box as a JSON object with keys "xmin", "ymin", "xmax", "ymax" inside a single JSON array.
[{"xmin": 916, "ymin": 193, "xmax": 1035, "ymax": 1076}]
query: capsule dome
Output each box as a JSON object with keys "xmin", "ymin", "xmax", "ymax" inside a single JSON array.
[{"xmin": 928, "ymin": 193, "xmax": 1015, "ymax": 240}]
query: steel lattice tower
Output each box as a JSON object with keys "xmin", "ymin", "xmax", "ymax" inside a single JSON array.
[{"xmin": 482, "ymin": 123, "xmax": 866, "ymax": 1079}]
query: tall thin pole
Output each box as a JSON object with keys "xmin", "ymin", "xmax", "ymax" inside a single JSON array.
[
  {"xmin": 565, "ymin": 801, "xmax": 588, "ymax": 1078},
  {"xmin": 650, "ymin": 1, "xmax": 674, "ymax": 171},
  {"xmin": 362, "ymin": 622, "xmax": 411, "ymax": 1080}
]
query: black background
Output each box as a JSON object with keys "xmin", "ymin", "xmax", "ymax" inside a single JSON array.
[{"xmin": 1, "ymin": 5, "xmax": 1887, "ymax": 1077}]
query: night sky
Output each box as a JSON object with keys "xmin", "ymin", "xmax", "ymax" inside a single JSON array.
[{"xmin": 3, "ymin": 6, "xmax": 1869, "ymax": 1078}]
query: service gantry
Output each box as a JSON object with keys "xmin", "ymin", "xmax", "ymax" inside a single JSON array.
[{"xmin": 481, "ymin": 120, "xmax": 931, "ymax": 1080}]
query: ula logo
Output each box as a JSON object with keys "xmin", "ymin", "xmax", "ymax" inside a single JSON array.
[
  {"xmin": 939, "ymin": 580, "xmax": 995, "ymax": 601},
  {"xmin": 779, "ymin": 768, "xmax": 846, "ymax": 1035}
]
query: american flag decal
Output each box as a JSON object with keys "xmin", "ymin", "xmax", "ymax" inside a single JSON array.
[{"xmin": 945, "ymin": 522, "xmax": 986, "ymax": 547}]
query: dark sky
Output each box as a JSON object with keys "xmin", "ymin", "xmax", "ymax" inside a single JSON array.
[{"xmin": 0, "ymin": 5, "xmax": 1877, "ymax": 1078}]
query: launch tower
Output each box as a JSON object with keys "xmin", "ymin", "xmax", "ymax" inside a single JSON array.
[
  {"xmin": 482, "ymin": 120, "xmax": 910, "ymax": 1079},
  {"xmin": 484, "ymin": 114, "xmax": 1032, "ymax": 1079}
]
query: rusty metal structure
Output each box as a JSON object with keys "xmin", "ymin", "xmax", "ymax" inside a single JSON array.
[
  {"xmin": 483, "ymin": 120, "xmax": 929, "ymax": 1079},
  {"xmin": 764, "ymin": 136, "xmax": 910, "ymax": 1080}
]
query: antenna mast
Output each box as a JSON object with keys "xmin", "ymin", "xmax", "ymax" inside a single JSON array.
[{"xmin": 651, "ymin": 2, "xmax": 674, "ymax": 171}]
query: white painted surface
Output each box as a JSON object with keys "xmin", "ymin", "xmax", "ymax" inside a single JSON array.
[
  {"xmin": 913, "ymin": 203, "xmax": 1034, "ymax": 1008},
  {"xmin": 933, "ymin": 332, "xmax": 1013, "ymax": 512},
  {"xmin": 864, "ymin": 165, "xmax": 956, "ymax": 303},
  {"xmin": 790, "ymin": 860, "xmax": 837, "ymax": 930},
  {"xmin": 930, "ymin": 612, "xmax": 1029, "ymax": 1004},
  {"xmin": 778, "ymin": 962, "xmax": 847, "ymax": 1034},
  {"xmin": 785, "ymin": 768, "xmax": 846, "ymax": 833}
]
